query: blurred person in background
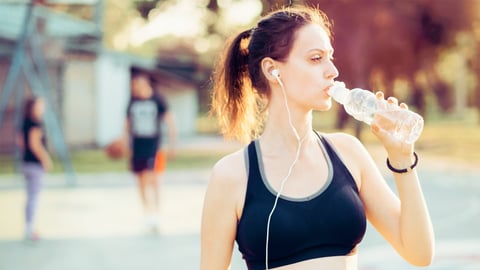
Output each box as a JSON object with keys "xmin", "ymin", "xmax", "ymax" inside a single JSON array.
[
  {"xmin": 19, "ymin": 97, "xmax": 52, "ymax": 241},
  {"xmin": 125, "ymin": 72, "xmax": 177, "ymax": 232},
  {"xmin": 201, "ymin": 6, "xmax": 434, "ymax": 270}
]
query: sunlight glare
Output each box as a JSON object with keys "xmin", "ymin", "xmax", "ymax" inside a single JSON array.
[
  {"xmin": 222, "ymin": 0, "xmax": 262, "ymax": 26},
  {"xmin": 130, "ymin": 0, "xmax": 206, "ymax": 46},
  {"xmin": 129, "ymin": 0, "xmax": 261, "ymax": 47}
]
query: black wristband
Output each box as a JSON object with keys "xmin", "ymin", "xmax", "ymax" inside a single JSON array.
[{"xmin": 386, "ymin": 152, "xmax": 418, "ymax": 174}]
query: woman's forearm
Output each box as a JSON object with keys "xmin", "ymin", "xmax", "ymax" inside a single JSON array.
[{"xmin": 393, "ymin": 168, "xmax": 435, "ymax": 266}]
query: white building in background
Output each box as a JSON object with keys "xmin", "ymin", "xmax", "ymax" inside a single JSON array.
[{"xmin": 0, "ymin": 2, "xmax": 200, "ymax": 153}]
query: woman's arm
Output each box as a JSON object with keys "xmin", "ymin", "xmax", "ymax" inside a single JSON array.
[
  {"xmin": 368, "ymin": 121, "xmax": 434, "ymax": 266},
  {"xmin": 329, "ymin": 132, "xmax": 434, "ymax": 266},
  {"xmin": 28, "ymin": 127, "xmax": 52, "ymax": 171},
  {"xmin": 337, "ymin": 106, "xmax": 434, "ymax": 267},
  {"xmin": 201, "ymin": 152, "xmax": 246, "ymax": 270}
]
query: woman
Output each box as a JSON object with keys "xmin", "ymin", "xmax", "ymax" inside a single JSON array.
[
  {"xmin": 201, "ymin": 6, "xmax": 434, "ymax": 270},
  {"xmin": 21, "ymin": 97, "xmax": 52, "ymax": 241}
]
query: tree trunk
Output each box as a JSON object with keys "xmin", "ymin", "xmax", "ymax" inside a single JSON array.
[
  {"xmin": 476, "ymin": 57, "xmax": 480, "ymax": 125},
  {"xmin": 207, "ymin": 0, "xmax": 218, "ymax": 13}
]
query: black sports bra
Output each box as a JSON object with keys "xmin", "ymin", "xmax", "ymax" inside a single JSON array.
[{"xmin": 235, "ymin": 133, "xmax": 366, "ymax": 269}]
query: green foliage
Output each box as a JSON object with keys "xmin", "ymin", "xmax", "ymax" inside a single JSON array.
[{"xmin": 0, "ymin": 148, "xmax": 228, "ymax": 175}]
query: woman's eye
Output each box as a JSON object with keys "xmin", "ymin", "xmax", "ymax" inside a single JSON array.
[{"xmin": 311, "ymin": 55, "xmax": 322, "ymax": 61}]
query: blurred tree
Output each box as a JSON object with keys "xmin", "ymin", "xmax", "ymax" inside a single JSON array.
[
  {"xmin": 126, "ymin": 0, "xmax": 480, "ymax": 125},
  {"xmin": 47, "ymin": 0, "xmax": 141, "ymax": 51},
  {"xmin": 134, "ymin": 0, "xmax": 162, "ymax": 19},
  {"xmin": 472, "ymin": 1, "xmax": 480, "ymax": 124},
  {"xmin": 47, "ymin": 0, "xmax": 480, "ymax": 125},
  {"xmin": 302, "ymin": 0, "xmax": 478, "ymax": 133},
  {"xmin": 102, "ymin": 0, "xmax": 142, "ymax": 51},
  {"xmin": 260, "ymin": 0, "xmax": 295, "ymax": 14}
]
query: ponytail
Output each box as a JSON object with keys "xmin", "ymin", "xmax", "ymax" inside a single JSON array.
[
  {"xmin": 211, "ymin": 6, "xmax": 329, "ymax": 143},
  {"xmin": 211, "ymin": 29, "xmax": 262, "ymax": 143}
]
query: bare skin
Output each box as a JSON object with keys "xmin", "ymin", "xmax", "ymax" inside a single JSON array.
[{"xmin": 201, "ymin": 23, "xmax": 434, "ymax": 269}]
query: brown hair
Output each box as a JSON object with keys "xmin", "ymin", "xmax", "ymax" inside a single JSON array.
[
  {"xmin": 210, "ymin": 6, "xmax": 332, "ymax": 142},
  {"xmin": 23, "ymin": 97, "xmax": 39, "ymax": 122}
]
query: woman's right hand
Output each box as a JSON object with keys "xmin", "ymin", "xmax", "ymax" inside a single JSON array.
[{"xmin": 371, "ymin": 91, "xmax": 416, "ymax": 170}]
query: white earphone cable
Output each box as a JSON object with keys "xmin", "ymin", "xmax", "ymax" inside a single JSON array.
[{"xmin": 265, "ymin": 73, "xmax": 307, "ymax": 269}]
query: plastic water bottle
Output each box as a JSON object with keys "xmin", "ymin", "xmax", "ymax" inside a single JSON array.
[{"xmin": 329, "ymin": 81, "xmax": 424, "ymax": 144}]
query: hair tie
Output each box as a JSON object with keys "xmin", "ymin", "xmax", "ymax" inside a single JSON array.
[
  {"xmin": 240, "ymin": 29, "xmax": 252, "ymax": 40},
  {"xmin": 386, "ymin": 152, "xmax": 418, "ymax": 174}
]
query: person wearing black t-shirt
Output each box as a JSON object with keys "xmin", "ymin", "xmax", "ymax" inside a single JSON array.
[
  {"xmin": 126, "ymin": 73, "xmax": 177, "ymax": 231},
  {"xmin": 20, "ymin": 97, "xmax": 52, "ymax": 241}
]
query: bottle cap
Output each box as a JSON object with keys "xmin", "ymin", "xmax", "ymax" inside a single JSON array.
[{"xmin": 329, "ymin": 81, "xmax": 350, "ymax": 104}]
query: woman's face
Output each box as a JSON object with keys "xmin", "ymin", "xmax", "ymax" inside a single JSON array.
[
  {"xmin": 32, "ymin": 99, "xmax": 45, "ymax": 121},
  {"xmin": 276, "ymin": 23, "xmax": 338, "ymax": 111}
]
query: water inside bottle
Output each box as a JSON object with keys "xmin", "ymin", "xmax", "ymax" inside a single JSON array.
[
  {"xmin": 374, "ymin": 109, "xmax": 424, "ymax": 144},
  {"xmin": 345, "ymin": 89, "xmax": 377, "ymax": 124}
]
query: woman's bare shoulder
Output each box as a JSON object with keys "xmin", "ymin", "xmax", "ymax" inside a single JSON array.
[{"xmin": 209, "ymin": 148, "xmax": 248, "ymax": 189}]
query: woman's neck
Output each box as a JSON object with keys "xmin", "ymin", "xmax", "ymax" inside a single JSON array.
[{"xmin": 260, "ymin": 104, "xmax": 315, "ymax": 154}]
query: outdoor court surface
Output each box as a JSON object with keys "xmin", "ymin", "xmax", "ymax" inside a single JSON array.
[{"xmin": 0, "ymin": 136, "xmax": 479, "ymax": 270}]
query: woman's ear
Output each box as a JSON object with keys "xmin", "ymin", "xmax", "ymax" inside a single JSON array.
[{"xmin": 261, "ymin": 57, "xmax": 279, "ymax": 83}]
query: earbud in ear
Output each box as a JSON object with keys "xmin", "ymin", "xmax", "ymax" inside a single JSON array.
[{"xmin": 271, "ymin": 69, "xmax": 280, "ymax": 78}]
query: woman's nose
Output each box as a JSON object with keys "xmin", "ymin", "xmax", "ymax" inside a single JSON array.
[{"xmin": 325, "ymin": 60, "xmax": 339, "ymax": 80}]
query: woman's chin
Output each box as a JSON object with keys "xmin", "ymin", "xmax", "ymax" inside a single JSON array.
[{"xmin": 313, "ymin": 100, "xmax": 333, "ymax": 111}]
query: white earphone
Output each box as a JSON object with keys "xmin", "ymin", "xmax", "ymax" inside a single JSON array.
[{"xmin": 271, "ymin": 69, "xmax": 280, "ymax": 78}]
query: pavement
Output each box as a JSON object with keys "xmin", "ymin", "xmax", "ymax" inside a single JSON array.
[{"xmin": 0, "ymin": 136, "xmax": 479, "ymax": 270}]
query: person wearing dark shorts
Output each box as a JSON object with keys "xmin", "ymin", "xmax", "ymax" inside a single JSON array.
[
  {"xmin": 126, "ymin": 72, "xmax": 177, "ymax": 232},
  {"xmin": 131, "ymin": 156, "xmax": 156, "ymax": 172}
]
